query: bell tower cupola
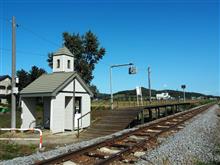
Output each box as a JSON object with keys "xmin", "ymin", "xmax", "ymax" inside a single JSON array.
[{"xmin": 53, "ymin": 46, "xmax": 74, "ymax": 73}]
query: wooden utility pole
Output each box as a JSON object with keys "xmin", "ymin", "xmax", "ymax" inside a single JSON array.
[
  {"xmin": 148, "ymin": 66, "xmax": 151, "ymax": 103},
  {"xmin": 11, "ymin": 16, "xmax": 16, "ymax": 128}
]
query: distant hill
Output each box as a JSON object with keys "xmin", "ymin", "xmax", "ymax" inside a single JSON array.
[{"xmin": 97, "ymin": 87, "xmax": 219, "ymax": 99}]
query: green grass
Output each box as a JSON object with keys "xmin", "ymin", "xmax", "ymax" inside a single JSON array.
[
  {"xmin": 0, "ymin": 105, "xmax": 43, "ymax": 129},
  {"xmin": 195, "ymin": 160, "xmax": 219, "ymax": 165},
  {"xmin": 0, "ymin": 111, "xmax": 22, "ymax": 128},
  {"xmin": 0, "ymin": 105, "xmax": 44, "ymax": 160},
  {"xmin": 0, "ymin": 142, "xmax": 37, "ymax": 160}
]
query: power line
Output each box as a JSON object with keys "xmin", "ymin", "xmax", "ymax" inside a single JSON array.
[
  {"xmin": 0, "ymin": 48, "xmax": 49, "ymax": 57},
  {"xmin": 0, "ymin": 17, "xmax": 60, "ymax": 47},
  {"xmin": 18, "ymin": 24, "xmax": 60, "ymax": 47}
]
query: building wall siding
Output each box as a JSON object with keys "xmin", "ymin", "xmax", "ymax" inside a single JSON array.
[
  {"xmin": 62, "ymin": 79, "xmax": 86, "ymax": 93},
  {"xmin": 64, "ymin": 96, "xmax": 73, "ymax": 130},
  {"xmin": 21, "ymin": 98, "xmax": 36, "ymax": 129},
  {"xmin": 50, "ymin": 94, "xmax": 65, "ymax": 133},
  {"xmin": 53, "ymin": 55, "xmax": 74, "ymax": 73},
  {"xmin": 80, "ymin": 94, "xmax": 91, "ymax": 128},
  {"xmin": 60, "ymin": 92, "xmax": 91, "ymax": 129}
]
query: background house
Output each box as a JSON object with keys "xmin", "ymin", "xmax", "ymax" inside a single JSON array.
[
  {"xmin": 0, "ymin": 75, "xmax": 11, "ymax": 104},
  {"xmin": 156, "ymin": 92, "xmax": 171, "ymax": 100}
]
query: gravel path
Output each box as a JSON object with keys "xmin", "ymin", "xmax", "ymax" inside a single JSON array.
[{"xmin": 136, "ymin": 104, "xmax": 220, "ymax": 165}]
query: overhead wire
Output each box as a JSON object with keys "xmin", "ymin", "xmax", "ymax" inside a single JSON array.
[
  {"xmin": 0, "ymin": 16, "xmax": 60, "ymax": 70},
  {"xmin": 0, "ymin": 48, "xmax": 49, "ymax": 57},
  {"xmin": 18, "ymin": 24, "xmax": 60, "ymax": 47}
]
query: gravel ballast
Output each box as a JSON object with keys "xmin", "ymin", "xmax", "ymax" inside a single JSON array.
[
  {"xmin": 1, "ymin": 104, "xmax": 219, "ymax": 165},
  {"xmin": 0, "ymin": 128, "xmax": 137, "ymax": 165},
  {"xmin": 136, "ymin": 104, "xmax": 220, "ymax": 165}
]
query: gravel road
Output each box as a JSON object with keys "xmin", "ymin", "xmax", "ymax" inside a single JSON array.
[{"xmin": 136, "ymin": 104, "xmax": 220, "ymax": 165}]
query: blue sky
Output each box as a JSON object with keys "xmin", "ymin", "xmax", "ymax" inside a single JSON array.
[{"xmin": 0, "ymin": 0, "xmax": 219, "ymax": 96}]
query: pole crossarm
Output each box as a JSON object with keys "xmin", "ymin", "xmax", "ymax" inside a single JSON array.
[{"xmin": 110, "ymin": 63, "xmax": 133, "ymax": 68}]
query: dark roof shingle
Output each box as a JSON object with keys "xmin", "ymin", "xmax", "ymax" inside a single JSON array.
[{"xmin": 20, "ymin": 72, "xmax": 93, "ymax": 97}]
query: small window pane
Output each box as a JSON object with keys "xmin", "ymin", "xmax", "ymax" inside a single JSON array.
[
  {"xmin": 0, "ymin": 86, "xmax": 6, "ymax": 89},
  {"xmin": 67, "ymin": 60, "xmax": 70, "ymax": 69},
  {"xmin": 57, "ymin": 59, "xmax": 60, "ymax": 68}
]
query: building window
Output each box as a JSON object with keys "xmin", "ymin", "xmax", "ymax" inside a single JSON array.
[
  {"xmin": 67, "ymin": 60, "xmax": 71, "ymax": 69},
  {"xmin": 57, "ymin": 59, "xmax": 60, "ymax": 68},
  {"xmin": 75, "ymin": 97, "xmax": 81, "ymax": 114},
  {"xmin": 0, "ymin": 86, "xmax": 6, "ymax": 90}
]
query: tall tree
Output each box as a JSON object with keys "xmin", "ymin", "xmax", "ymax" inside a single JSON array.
[
  {"xmin": 47, "ymin": 30, "xmax": 106, "ymax": 84},
  {"xmin": 17, "ymin": 69, "xmax": 29, "ymax": 91},
  {"xmin": 29, "ymin": 66, "xmax": 46, "ymax": 82},
  {"xmin": 89, "ymin": 84, "xmax": 100, "ymax": 98},
  {"xmin": 17, "ymin": 66, "xmax": 46, "ymax": 91}
]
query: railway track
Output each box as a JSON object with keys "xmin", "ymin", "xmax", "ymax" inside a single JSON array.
[{"xmin": 35, "ymin": 104, "xmax": 213, "ymax": 165}]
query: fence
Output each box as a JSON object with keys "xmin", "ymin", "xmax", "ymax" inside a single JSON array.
[
  {"xmin": 0, "ymin": 128, "xmax": 43, "ymax": 149},
  {"xmin": 92, "ymin": 96, "xmax": 183, "ymax": 110}
]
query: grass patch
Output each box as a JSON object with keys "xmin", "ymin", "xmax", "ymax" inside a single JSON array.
[
  {"xmin": 0, "ymin": 142, "xmax": 37, "ymax": 160},
  {"xmin": 0, "ymin": 111, "xmax": 22, "ymax": 128},
  {"xmin": 195, "ymin": 160, "xmax": 219, "ymax": 165}
]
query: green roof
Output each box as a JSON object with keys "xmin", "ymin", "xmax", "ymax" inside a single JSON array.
[
  {"xmin": 20, "ymin": 72, "xmax": 93, "ymax": 97},
  {"xmin": 53, "ymin": 46, "xmax": 74, "ymax": 57}
]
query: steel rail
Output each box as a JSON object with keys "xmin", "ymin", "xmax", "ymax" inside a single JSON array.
[
  {"xmin": 95, "ymin": 105, "xmax": 209, "ymax": 165},
  {"xmin": 35, "ymin": 103, "xmax": 213, "ymax": 165}
]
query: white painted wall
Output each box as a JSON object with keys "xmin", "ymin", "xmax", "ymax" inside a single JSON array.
[
  {"xmin": 53, "ymin": 55, "xmax": 74, "ymax": 73},
  {"xmin": 62, "ymin": 79, "xmax": 91, "ymax": 129},
  {"xmin": 62, "ymin": 79, "xmax": 86, "ymax": 93},
  {"xmin": 79, "ymin": 94, "xmax": 91, "ymax": 128},
  {"xmin": 60, "ymin": 93, "xmax": 91, "ymax": 128},
  {"xmin": 21, "ymin": 98, "xmax": 36, "ymax": 129},
  {"xmin": 64, "ymin": 96, "xmax": 73, "ymax": 130},
  {"xmin": 50, "ymin": 94, "xmax": 65, "ymax": 133}
]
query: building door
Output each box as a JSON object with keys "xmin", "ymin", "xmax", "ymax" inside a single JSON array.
[{"xmin": 74, "ymin": 97, "xmax": 82, "ymax": 129}]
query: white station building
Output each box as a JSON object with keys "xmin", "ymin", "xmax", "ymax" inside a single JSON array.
[{"xmin": 20, "ymin": 47, "xmax": 93, "ymax": 133}]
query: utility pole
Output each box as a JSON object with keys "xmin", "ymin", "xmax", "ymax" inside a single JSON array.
[
  {"xmin": 148, "ymin": 66, "xmax": 151, "ymax": 103},
  {"xmin": 72, "ymin": 53, "xmax": 75, "ymax": 130},
  {"xmin": 110, "ymin": 67, "xmax": 113, "ymax": 110},
  {"xmin": 181, "ymin": 85, "xmax": 186, "ymax": 102},
  {"xmin": 11, "ymin": 16, "xmax": 16, "ymax": 128},
  {"xmin": 109, "ymin": 63, "xmax": 136, "ymax": 110}
]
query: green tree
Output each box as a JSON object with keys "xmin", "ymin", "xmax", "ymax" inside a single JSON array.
[
  {"xmin": 17, "ymin": 66, "xmax": 46, "ymax": 91},
  {"xmin": 16, "ymin": 69, "xmax": 29, "ymax": 91},
  {"xmin": 29, "ymin": 66, "xmax": 46, "ymax": 82},
  {"xmin": 47, "ymin": 30, "xmax": 106, "ymax": 84},
  {"xmin": 89, "ymin": 84, "xmax": 99, "ymax": 98}
]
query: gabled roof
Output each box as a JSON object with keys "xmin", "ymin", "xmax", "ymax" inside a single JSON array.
[
  {"xmin": 20, "ymin": 72, "xmax": 93, "ymax": 97},
  {"xmin": 53, "ymin": 46, "xmax": 74, "ymax": 57},
  {"xmin": 0, "ymin": 75, "xmax": 11, "ymax": 81}
]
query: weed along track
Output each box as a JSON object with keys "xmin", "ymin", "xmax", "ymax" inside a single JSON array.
[{"xmin": 35, "ymin": 104, "xmax": 213, "ymax": 165}]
